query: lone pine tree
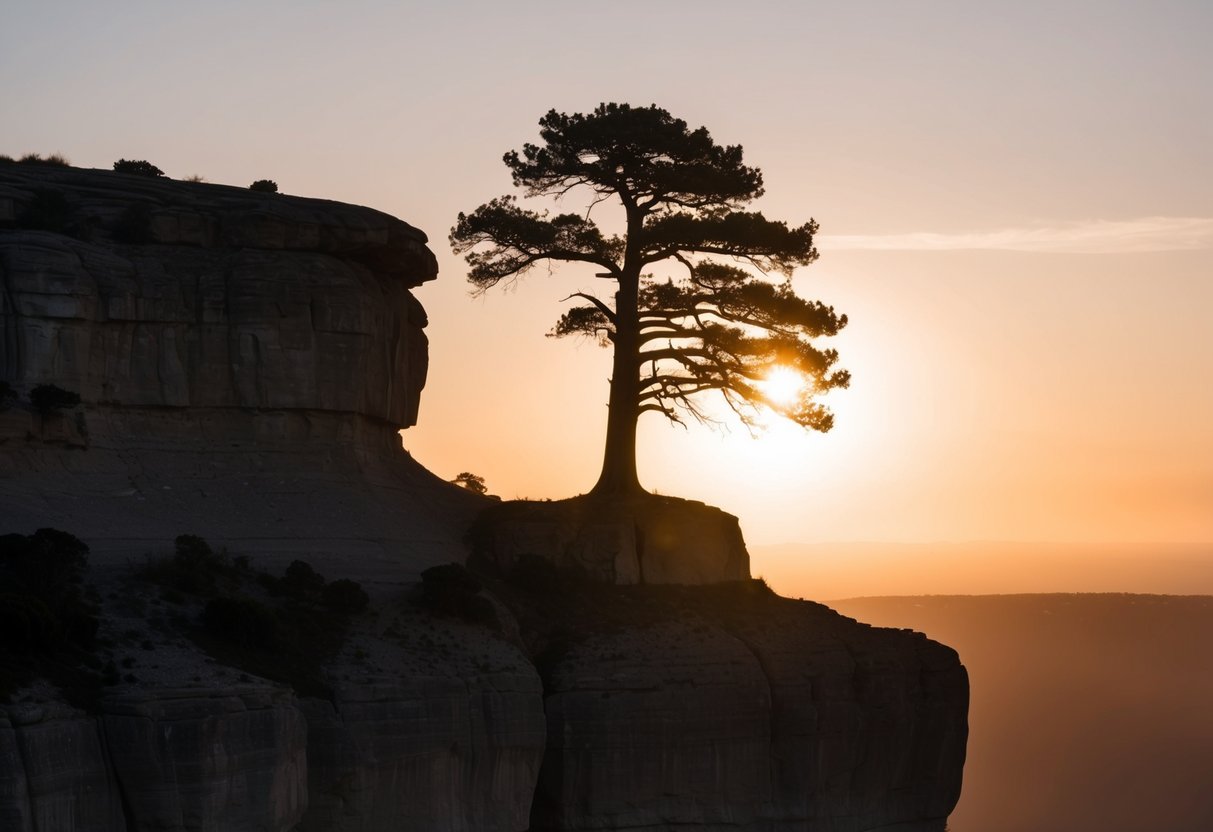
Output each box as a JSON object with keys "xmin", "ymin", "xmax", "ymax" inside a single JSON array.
[{"xmin": 451, "ymin": 103, "xmax": 849, "ymax": 496}]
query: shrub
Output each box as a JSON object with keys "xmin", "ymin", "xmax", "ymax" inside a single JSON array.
[
  {"xmin": 0, "ymin": 154, "xmax": 13, "ymax": 163},
  {"xmin": 249, "ymin": 179, "xmax": 278, "ymax": 193},
  {"xmin": 112, "ymin": 159, "xmax": 164, "ymax": 177},
  {"xmin": 182, "ymin": 174, "xmax": 206, "ymax": 183},
  {"xmin": 16, "ymin": 153, "xmax": 67, "ymax": 166},
  {"xmin": 282, "ymin": 560, "xmax": 325, "ymax": 594},
  {"xmin": 323, "ymin": 579, "xmax": 369, "ymax": 614},
  {"xmin": 140, "ymin": 534, "xmax": 233, "ymax": 595},
  {"xmin": 419, "ymin": 563, "xmax": 497, "ymax": 627},
  {"xmin": 452, "ymin": 471, "xmax": 488, "ymax": 494},
  {"xmin": 0, "ymin": 381, "xmax": 15, "ymax": 410},
  {"xmin": 0, "ymin": 529, "xmax": 97, "ymax": 651},
  {"xmin": 112, "ymin": 203, "xmax": 154, "ymax": 244},
  {"xmin": 203, "ymin": 596, "xmax": 279, "ymax": 649},
  {"xmin": 29, "ymin": 384, "xmax": 81, "ymax": 415}
]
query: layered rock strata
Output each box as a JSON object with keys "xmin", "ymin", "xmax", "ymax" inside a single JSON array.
[
  {"xmin": 516, "ymin": 585, "xmax": 967, "ymax": 832},
  {"xmin": 0, "ymin": 164, "xmax": 479, "ymax": 578},
  {"xmin": 472, "ymin": 494, "xmax": 750, "ymax": 585}
]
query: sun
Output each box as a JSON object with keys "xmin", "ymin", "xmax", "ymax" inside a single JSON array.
[{"xmin": 759, "ymin": 366, "xmax": 805, "ymax": 408}]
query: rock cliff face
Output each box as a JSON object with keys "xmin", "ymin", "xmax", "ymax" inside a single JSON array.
[
  {"xmin": 0, "ymin": 165, "xmax": 966, "ymax": 832},
  {"xmin": 0, "ymin": 163, "xmax": 480, "ymax": 578}
]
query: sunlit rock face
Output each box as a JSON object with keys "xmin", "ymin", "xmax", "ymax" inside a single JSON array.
[{"xmin": 0, "ymin": 164, "xmax": 479, "ymax": 578}]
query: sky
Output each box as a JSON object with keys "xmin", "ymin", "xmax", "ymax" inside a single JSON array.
[{"xmin": 4, "ymin": 1, "xmax": 1210, "ymax": 571}]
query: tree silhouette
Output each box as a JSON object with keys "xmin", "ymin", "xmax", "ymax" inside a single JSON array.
[{"xmin": 451, "ymin": 103, "xmax": 849, "ymax": 495}]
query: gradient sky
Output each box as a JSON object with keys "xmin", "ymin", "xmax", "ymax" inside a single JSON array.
[{"xmin": 4, "ymin": 1, "xmax": 1210, "ymax": 558}]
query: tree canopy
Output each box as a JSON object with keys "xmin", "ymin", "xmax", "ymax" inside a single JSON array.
[{"xmin": 451, "ymin": 103, "xmax": 849, "ymax": 495}]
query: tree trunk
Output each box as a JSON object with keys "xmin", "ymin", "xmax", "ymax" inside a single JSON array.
[{"xmin": 591, "ymin": 272, "xmax": 642, "ymax": 495}]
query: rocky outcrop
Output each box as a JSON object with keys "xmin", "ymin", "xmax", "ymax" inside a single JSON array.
[
  {"xmin": 525, "ymin": 587, "xmax": 967, "ymax": 832},
  {"xmin": 0, "ymin": 164, "xmax": 434, "ymax": 423},
  {"xmin": 0, "ymin": 164, "xmax": 481, "ymax": 578},
  {"xmin": 471, "ymin": 494, "xmax": 750, "ymax": 585},
  {"xmin": 0, "ymin": 700, "xmax": 125, "ymax": 832}
]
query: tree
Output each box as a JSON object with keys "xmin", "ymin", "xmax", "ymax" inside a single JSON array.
[
  {"xmin": 112, "ymin": 159, "xmax": 164, "ymax": 177},
  {"xmin": 452, "ymin": 472, "xmax": 489, "ymax": 495},
  {"xmin": 451, "ymin": 104, "xmax": 849, "ymax": 496}
]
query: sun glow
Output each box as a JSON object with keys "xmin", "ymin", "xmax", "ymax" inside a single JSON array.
[{"xmin": 759, "ymin": 366, "xmax": 806, "ymax": 408}]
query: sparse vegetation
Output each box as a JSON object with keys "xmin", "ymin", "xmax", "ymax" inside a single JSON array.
[
  {"xmin": 29, "ymin": 384, "xmax": 81, "ymax": 415},
  {"xmin": 182, "ymin": 174, "xmax": 206, "ymax": 183},
  {"xmin": 203, "ymin": 596, "xmax": 279, "ymax": 649},
  {"xmin": 249, "ymin": 179, "xmax": 278, "ymax": 193},
  {"xmin": 452, "ymin": 471, "xmax": 488, "ymax": 494},
  {"xmin": 17, "ymin": 152, "xmax": 70, "ymax": 166},
  {"xmin": 112, "ymin": 159, "xmax": 164, "ymax": 177},
  {"xmin": 323, "ymin": 579, "xmax": 370, "ymax": 614},
  {"xmin": 0, "ymin": 529, "xmax": 101, "ymax": 703},
  {"xmin": 418, "ymin": 563, "xmax": 498, "ymax": 628}
]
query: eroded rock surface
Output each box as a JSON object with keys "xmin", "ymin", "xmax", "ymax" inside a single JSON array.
[
  {"xmin": 0, "ymin": 700, "xmax": 125, "ymax": 832},
  {"xmin": 515, "ymin": 583, "xmax": 968, "ymax": 832},
  {"xmin": 100, "ymin": 687, "xmax": 307, "ymax": 832},
  {"xmin": 0, "ymin": 164, "xmax": 480, "ymax": 579},
  {"xmin": 472, "ymin": 494, "xmax": 750, "ymax": 586}
]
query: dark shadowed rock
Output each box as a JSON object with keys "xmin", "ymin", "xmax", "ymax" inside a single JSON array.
[
  {"xmin": 0, "ymin": 164, "xmax": 479, "ymax": 580},
  {"xmin": 470, "ymin": 493, "xmax": 750, "ymax": 585}
]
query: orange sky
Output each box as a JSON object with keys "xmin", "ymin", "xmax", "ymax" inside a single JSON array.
[{"xmin": 4, "ymin": 2, "xmax": 1210, "ymax": 565}]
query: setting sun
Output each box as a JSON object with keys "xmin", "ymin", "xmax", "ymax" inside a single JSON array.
[{"xmin": 759, "ymin": 366, "xmax": 806, "ymax": 408}]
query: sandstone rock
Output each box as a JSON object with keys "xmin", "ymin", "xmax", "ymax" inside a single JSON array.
[
  {"xmin": 529, "ymin": 588, "xmax": 967, "ymax": 831},
  {"xmin": 0, "ymin": 164, "xmax": 481, "ymax": 580},
  {"xmin": 0, "ymin": 701, "xmax": 126, "ymax": 832},
  {"xmin": 299, "ymin": 671, "xmax": 546, "ymax": 832},
  {"xmin": 471, "ymin": 493, "xmax": 750, "ymax": 586},
  {"xmin": 100, "ymin": 686, "xmax": 307, "ymax": 832}
]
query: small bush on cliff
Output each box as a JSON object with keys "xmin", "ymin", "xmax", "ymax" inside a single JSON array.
[
  {"xmin": 419, "ymin": 563, "xmax": 498, "ymax": 628},
  {"xmin": 0, "ymin": 529, "xmax": 98, "ymax": 652},
  {"xmin": 203, "ymin": 596, "xmax": 280, "ymax": 649},
  {"xmin": 29, "ymin": 384, "xmax": 81, "ymax": 416},
  {"xmin": 140, "ymin": 534, "xmax": 241, "ymax": 596},
  {"xmin": 17, "ymin": 152, "xmax": 70, "ymax": 167},
  {"xmin": 323, "ymin": 579, "xmax": 369, "ymax": 614},
  {"xmin": 112, "ymin": 159, "xmax": 164, "ymax": 177},
  {"xmin": 249, "ymin": 179, "xmax": 278, "ymax": 193},
  {"xmin": 282, "ymin": 559, "xmax": 326, "ymax": 594}
]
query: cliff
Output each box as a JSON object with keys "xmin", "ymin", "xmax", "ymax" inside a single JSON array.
[
  {"xmin": 0, "ymin": 162, "xmax": 480, "ymax": 580},
  {"xmin": 0, "ymin": 163, "xmax": 967, "ymax": 831}
]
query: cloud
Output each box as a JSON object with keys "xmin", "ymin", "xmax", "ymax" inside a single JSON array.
[{"xmin": 821, "ymin": 217, "xmax": 1213, "ymax": 254}]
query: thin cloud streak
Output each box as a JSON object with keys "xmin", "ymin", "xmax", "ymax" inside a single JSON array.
[{"xmin": 822, "ymin": 217, "xmax": 1213, "ymax": 254}]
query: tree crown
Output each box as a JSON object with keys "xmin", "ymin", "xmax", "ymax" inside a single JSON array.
[{"xmin": 451, "ymin": 103, "xmax": 847, "ymax": 440}]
